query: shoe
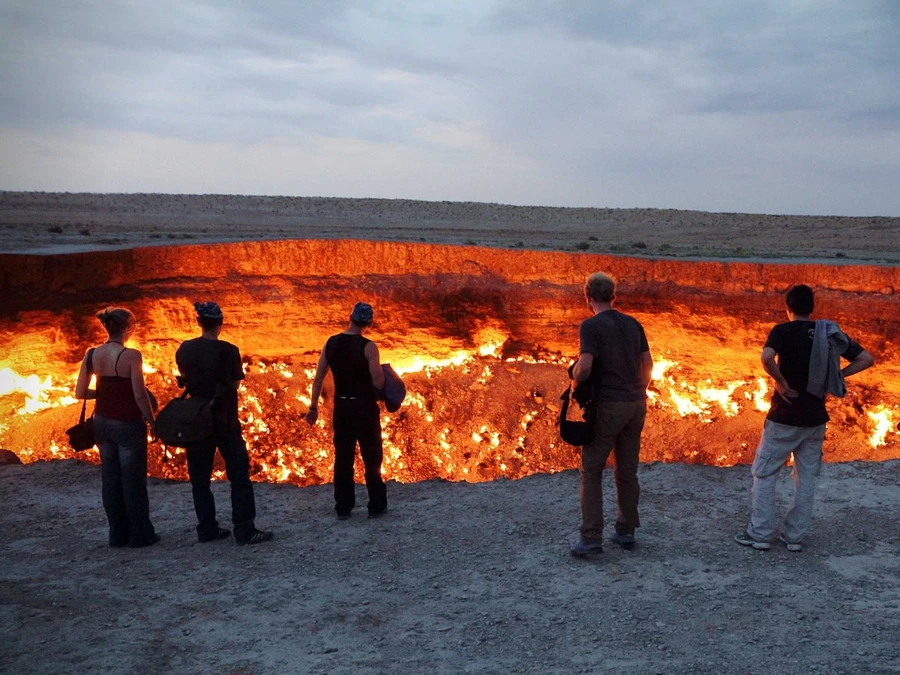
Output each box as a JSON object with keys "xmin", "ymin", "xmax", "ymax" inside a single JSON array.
[
  {"xmin": 128, "ymin": 533, "xmax": 161, "ymax": 548},
  {"xmin": 236, "ymin": 529, "xmax": 274, "ymax": 546},
  {"xmin": 368, "ymin": 508, "xmax": 387, "ymax": 519},
  {"xmin": 779, "ymin": 535, "xmax": 802, "ymax": 552},
  {"xmin": 198, "ymin": 527, "xmax": 231, "ymax": 543},
  {"xmin": 570, "ymin": 538, "xmax": 604, "ymax": 557},
  {"xmin": 609, "ymin": 532, "xmax": 636, "ymax": 550},
  {"xmin": 336, "ymin": 512, "xmax": 352, "ymax": 521},
  {"xmin": 734, "ymin": 532, "xmax": 771, "ymax": 551}
]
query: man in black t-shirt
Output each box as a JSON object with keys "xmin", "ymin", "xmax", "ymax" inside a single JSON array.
[
  {"xmin": 175, "ymin": 302, "xmax": 273, "ymax": 546},
  {"xmin": 735, "ymin": 285, "xmax": 873, "ymax": 552},
  {"xmin": 570, "ymin": 273, "xmax": 653, "ymax": 556},
  {"xmin": 306, "ymin": 302, "xmax": 387, "ymax": 520}
]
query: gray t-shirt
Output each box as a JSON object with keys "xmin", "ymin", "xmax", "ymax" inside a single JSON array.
[{"xmin": 579, "ymin": 309, "xmax": 650, "ymax": 402}]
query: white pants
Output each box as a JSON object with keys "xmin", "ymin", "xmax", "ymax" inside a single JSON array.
[{"xmin": 747, "ymin": 420, "xmax": 825, "ymax": 543}]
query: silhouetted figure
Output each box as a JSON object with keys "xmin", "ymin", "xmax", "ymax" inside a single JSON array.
[
  {"xmin": 306, "ymin": 302, "xmax": 387, "ymax": 520},
  {"xmin": 735, "ymin": 284, "xmax": 874, "ymax": 552},
  {"xmin": 75, "ymin": 307, "xmax": 158, "ymax": 548},
  {"xmin": 176, "ymin": 302, "xmax": 273, "ymax": 546},
  {"xmin": 570, "ymin": 273, "xmax": 653, "ymax": 556}
]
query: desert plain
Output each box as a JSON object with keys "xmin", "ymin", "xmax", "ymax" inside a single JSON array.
[{"xmin": 1, "ymin": 192, "xmax": 899, "ymax": 674}]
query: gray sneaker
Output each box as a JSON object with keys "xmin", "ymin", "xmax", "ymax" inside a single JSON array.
[
  {"xmin": 570, "ymin": 538, "xmax": 604, "ymax": 557},
  {"xmin": 609, "ymin": 532, "xmax": 636, "ymax": 550},
  {"xmin": 734, "ymin": 532, "xmax": 771, "ymax": 551},
  {"xmin": 779, "ymin": 535, "xmax": 802, "ymax": 552}
]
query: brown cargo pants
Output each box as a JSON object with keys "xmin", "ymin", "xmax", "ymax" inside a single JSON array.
[{"xmin": 579, "ymin": 400, "xmax": 647, "ymax": 542}]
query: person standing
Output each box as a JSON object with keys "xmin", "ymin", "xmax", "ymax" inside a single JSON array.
[
  {"xmin": 306, "ymin": 302, "xmax": 387, "ymax": 520},
  {"xmin": 570, "ymin": 273, "xmax": 653, "ymax": 556},
  {"xmin": 735, "ymin": 284, "xmax": 874, "ymax": 552},
  {"xmin": 75, "ymin": 307, "xmax": 159, "ymax": 548},
  {"xmin": 175, "ymin": 302, "xmax": 273, "ymax": 546}
]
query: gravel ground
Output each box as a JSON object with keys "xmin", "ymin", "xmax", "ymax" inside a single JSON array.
[{"xmin": 2, "ymin": 458, "xmax": 899, "ymax": 674}]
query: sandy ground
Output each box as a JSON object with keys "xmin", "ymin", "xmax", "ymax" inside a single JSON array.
[
  {"xmin": 2, "ymin": 192, "xmax": 899, "ymax": 263},
  {"xmin": 2, "ymin": 458, "xmax": 899, "ymax": 675},
  {"xmin": 2, "ymin": 193, "xmax": 900, "ymax": 674}
]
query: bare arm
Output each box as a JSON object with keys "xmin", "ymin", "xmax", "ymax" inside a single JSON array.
[
  {"xmin": 305, "ymin": 348, "xmax": 330, "ymax": 424},
  {"xmin": 842, "ymin": 350, "xmax": 875, "ymax": 378},
  {"xmin": 640, "ymin": 351, "xmax": 653, "ymax": 390},
  {"xmin": 127, "ymin": 350, "xmax": 156, "ymax": 428},
  {"xmin": 761, "ymin": 346, "xmax": 798, "ymax": 402},
  {"xmin": 74, "ymin": 348, "xmax": 95, "ymax": 400},
  {"xmin": 366, "ymin": 341, "xmax": 385, "ymax": 390},
  {"xmin": 572, "ymin": 353, "xmax": 593, "ymax": 384}
]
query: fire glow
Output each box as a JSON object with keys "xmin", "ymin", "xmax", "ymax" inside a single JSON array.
[{"xmin": 1, "ymin": 240, "xmax": 898, "ymax": 484}]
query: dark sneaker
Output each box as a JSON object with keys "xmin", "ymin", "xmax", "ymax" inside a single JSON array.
[
  {"xmin": 198, "ymin": 527, "xmax": 231, "ymax": 543},
  {"xmin": 779, "ymin": 535, "xmax": 802, "ymax": 552},
  {"xmin": 368, "ymin": 508, "xmax": 388, "ymax": 519},
  {"xmin": 609, "ymin": 532, "xmax": 636, "ymax": 550},
  {"xmin": 734, "ymin": 532, "xmax": 771, "ymax": 551},
  {"xmin": 128, "ymin": 533, "xmax": 161, "ymax": 548},
  {"xmin": 570, "ymin": 538, "xmax": 604, "ymax": 557},
  {"xmin": 236, "ymin": 529, "xmax": 274, "ymax": 546},
  {"xmin": 337, "ymin": 512, "xmax": 352, "ymax": 521}
]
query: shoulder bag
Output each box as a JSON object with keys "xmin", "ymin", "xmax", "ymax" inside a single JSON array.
[
  {"xmin": 155, "ymin": 391, "xmax": 215, "ymax": 447},
  {"xmin": 559, "ymin": 383, "xmax": 596, "ymax": 446},
  {"xmin": 66, "ymin": 349, "xmax": 96, "ymax": 451}
]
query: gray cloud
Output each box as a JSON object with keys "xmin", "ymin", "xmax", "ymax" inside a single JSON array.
[{"xmin": 0, "ymin": 0, "xmax": 898, "ymax": 214}]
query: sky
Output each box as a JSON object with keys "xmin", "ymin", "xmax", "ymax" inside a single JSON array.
[{"xmin": 1, "ymin": 0, "xmax": 899, "ymax": 216}]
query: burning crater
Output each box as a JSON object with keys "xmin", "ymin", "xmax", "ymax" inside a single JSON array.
[{"xmin": 1, "ymin": 241, "xmax": 898, "ymax": 485}]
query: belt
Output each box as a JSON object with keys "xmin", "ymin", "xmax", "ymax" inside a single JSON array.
[{"xmin": 337, "ymin": 396, "xmax": 359, "ymax": 400}]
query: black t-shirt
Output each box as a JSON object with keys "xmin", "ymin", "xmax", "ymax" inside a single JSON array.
[
  {"xmin": 765, "ymin": 320, "xmax": 864, "ymax": 427},
  {"xmin": 326, "ymin": 333, "xmax": 376, "ymax": 401},
  {"xmin": 579, "ymin": 309, "xmax": 650, "ymax": 402},
  {"xmin": 175, "ymin": 338, "xmax": 244, "ymax": 426}
]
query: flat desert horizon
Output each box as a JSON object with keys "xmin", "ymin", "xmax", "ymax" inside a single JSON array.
[
  {"xmin": 1, "ymin": 191, "xmax": 899, "ymax": 675},
  {"xmin": 1, "ymin": 191, "xmax": 899, "ymax": 263}
]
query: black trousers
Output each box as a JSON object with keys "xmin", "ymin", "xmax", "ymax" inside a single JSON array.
[
  {"xmin": 185, "ymin": 425, "xmax": 257, "ymax": 539},
  {"xmin": 333, "ymin": 399, "xmax": 387, "ymax": 515}
]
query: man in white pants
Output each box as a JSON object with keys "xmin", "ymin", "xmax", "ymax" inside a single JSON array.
[{"xmin": 736, "ymin": 284, "xmax": 874, "ymax": 552}]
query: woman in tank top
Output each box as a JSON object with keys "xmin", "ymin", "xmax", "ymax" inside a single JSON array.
[{"xmin": 75, "ymin": 307, "xmax": 159, "ymax": 548}]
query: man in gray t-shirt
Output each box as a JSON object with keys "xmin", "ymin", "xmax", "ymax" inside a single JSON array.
[{"xmin": 570, "ymin": 273, "xmax": 653, "ymax": 557}]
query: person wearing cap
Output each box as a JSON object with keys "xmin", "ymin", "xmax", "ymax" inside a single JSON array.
[
  {"xmin": 306, "ymin": 302, "xmax": 387, "ymax": 519},
  {"xmin": 174, "ymin": 302, "xmax": 273, "ymax": 546}
]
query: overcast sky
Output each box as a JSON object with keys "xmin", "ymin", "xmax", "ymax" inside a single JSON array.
[{"xmin": 1, "ymin": 1, "xmax": 899, "ymax": 215}]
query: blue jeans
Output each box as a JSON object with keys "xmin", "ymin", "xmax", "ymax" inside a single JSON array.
[{"xmin": 94, "ymin": 414, "xmax": 156, "ymax": 547}]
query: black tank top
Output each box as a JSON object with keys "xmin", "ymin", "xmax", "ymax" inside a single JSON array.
[{"xmin": 325, "ymin": 333, "xmax": 375, "ymax": 400}]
